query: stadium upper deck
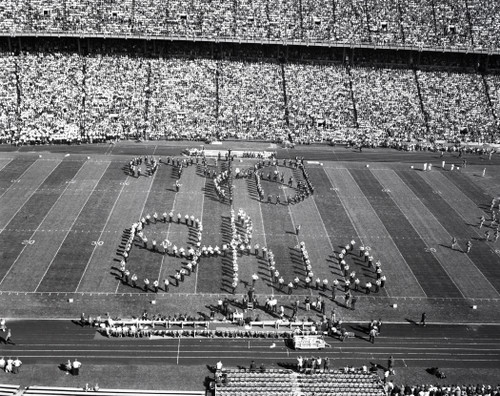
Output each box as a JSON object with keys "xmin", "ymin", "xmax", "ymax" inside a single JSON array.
[{"xmin": 0, "ymin": 0, "xmax": 499, "ymax": 53}]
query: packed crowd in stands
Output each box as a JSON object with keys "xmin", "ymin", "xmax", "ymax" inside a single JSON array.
[
  {"xmin": 285, "ymin": 63, "xmax": 354, "ymax": 143},
  {"xmin": 0, "ymin": 0, "xmax": 499, "ymax": 51},
  {"xmin": 417, "ymin": 70, "xmax": 497, "ymax": 141},
  {"xmin": 149, "ymin": 58, "xmax": 216, "ymax": 140},
  {"xmin": 85, "ymin": 54, "xmax": 148, "ymax": 142},
  {"xmin": 485, "ymin": 74, "xmax": 500, "ymax": 130},
  {"xmin": 351, "ymin": 67, "xmax": 426, "ymax": 140},
  {"xmin": 218, "ymin": 60, "xmax": 286, "ymax": 141},
  {"xmin": 18, "ymin": 52, "xmax": 83, "ymax": 144},
  {"xmin": 0, "ymin": 50, "xmax": 499, "ymax": 146},
  {"xmin": 0, "ymin": 53, "xmax": 17, "ymax": 140}
]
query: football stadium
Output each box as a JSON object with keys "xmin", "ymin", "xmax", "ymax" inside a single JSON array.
[{"xmin": 0, "ymin": 1, "xmax": 500, "ymax": 395}]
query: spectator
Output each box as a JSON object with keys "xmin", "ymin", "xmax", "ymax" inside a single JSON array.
[
  {"xmin": 418, "ymin": 70, "xmax": 496, "ymax": 142},
  {"xmin": 0, "ymin": 0, "xmax": 495, "ymax": 51},
  {"xmin": 218, "ymin": 61, "xmax": 286, "ymax": 141},
  {"xmin": 351, "ymin": 67, "xmax": 426, "ymax": 141},
  {"xmin": 71, "ymin": 358, "xmax": 81, "ymax": 375},
  {"xmin": 285, "ymin": 63, "xmax": 355, "ymax": 144}
]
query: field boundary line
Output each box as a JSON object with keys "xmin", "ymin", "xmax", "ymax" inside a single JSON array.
[
  {"xmin": 325, "ymin": 168, "xmax": 426, "ymax": 298},
  {"xmin": 34, "ymin": 162, "xmax": 111, "ymax": 292},
  {"xmin": 0, "ymin": 161, "xmax": 88, "ymax": 288},
  {"xmin": 373, "ymin": 169, "xmax": 465, "ymax": 299}
]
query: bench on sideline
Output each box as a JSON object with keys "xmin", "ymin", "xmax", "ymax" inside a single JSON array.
[
  {"xmin": 93, "ymin": 318, "xmax": 316, "ymax": 330},
  {"xmin": 94, "ymin": 319, "xmax": 211, "ymax": 329},
  {"xmin": 249, "ymin": 320, "xmax": 315, "ymax": 329},
  {"xmin": 23, "ymin": 385, "xmax": 205, "ymax": 396}
]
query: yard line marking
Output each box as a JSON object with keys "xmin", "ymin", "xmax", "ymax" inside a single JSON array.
[
  {"xmin": 0, "ymin": 162, "xmax": 88, "ymax": 288},
  {"xmin": 155, "ymin": 183, "xmax": 179, "ymax": 291},
  {"xmin": 194, "ymin": 173, "xmax": 206, "ymax": 294},
  {"xmin": 422, "ymin": 171, "xmax": 493, "ymax": 239},
  {"xmin": 0, "ymin": 160, "xmax": 60, "ymax": 234},
  {"xmin": 324, "ymin": 168, "xmax": 426, "ymax": 298},
  {"xmin": 375, "ymin": 170, "xmax": 465, "ymax": 299},
  {"xmin": 114, "ymin": 171, "xmax": 159, "ymax": 293},
  {"xmin": 34, "ymin": 162, "xmax": 111, "ymax": 292},
  {"xmin": 0, "ymin": 158, "xmax": 12, "ymax": 175},
  {"xmin": 416, "ymin": 173, "xmax": 500, "ymax": 298},
  {"xmin": 76, "ymin": 172, "xmax": 136, "ymax": 292},
  {"xmin": 156, "ymin": 254, "xmax": 167, "ymax": 291},
  {"xmin": 104, "ymin": 142, "xmax": 115, "ymax": 156},
  {"xmin": 278, "ymin": 165, "xmax": 312, "ymax": 296},
  {"xmin": 322, "ymin": 172, "xmax": 372, "ymax": 262},
  {"xmin": 423, "ymin": 171, "xmax": 500, "ymax": 268},
  {"xmin": 0, "ymin": 159, "xmax": 38, "ymax": 202},
  {"xmin": 309, "ymin": 189, "xmax": 336, "ymax": 262},
  {"xmin": 255, "ymin": 169, "xmax": 272, "ymax": 295}
]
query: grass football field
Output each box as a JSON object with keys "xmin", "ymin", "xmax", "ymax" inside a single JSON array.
[{"xmin": 0, "ymin": 143, "xmax": 499, "ymax": 323}]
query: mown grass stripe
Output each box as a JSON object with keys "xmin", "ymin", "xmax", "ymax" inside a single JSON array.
[{"xmin": 349, "ymin": 168, "xmax": 462, "ymax": 298}]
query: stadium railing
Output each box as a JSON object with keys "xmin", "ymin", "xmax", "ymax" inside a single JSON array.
[{"xmin": 0, "ymin": 32, "xmax": 498, "ymax": 55}]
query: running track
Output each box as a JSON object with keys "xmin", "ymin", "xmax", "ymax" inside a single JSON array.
[{"xmin": 2, "ymin": 320, "xmax": 500, "ymax": 370}]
